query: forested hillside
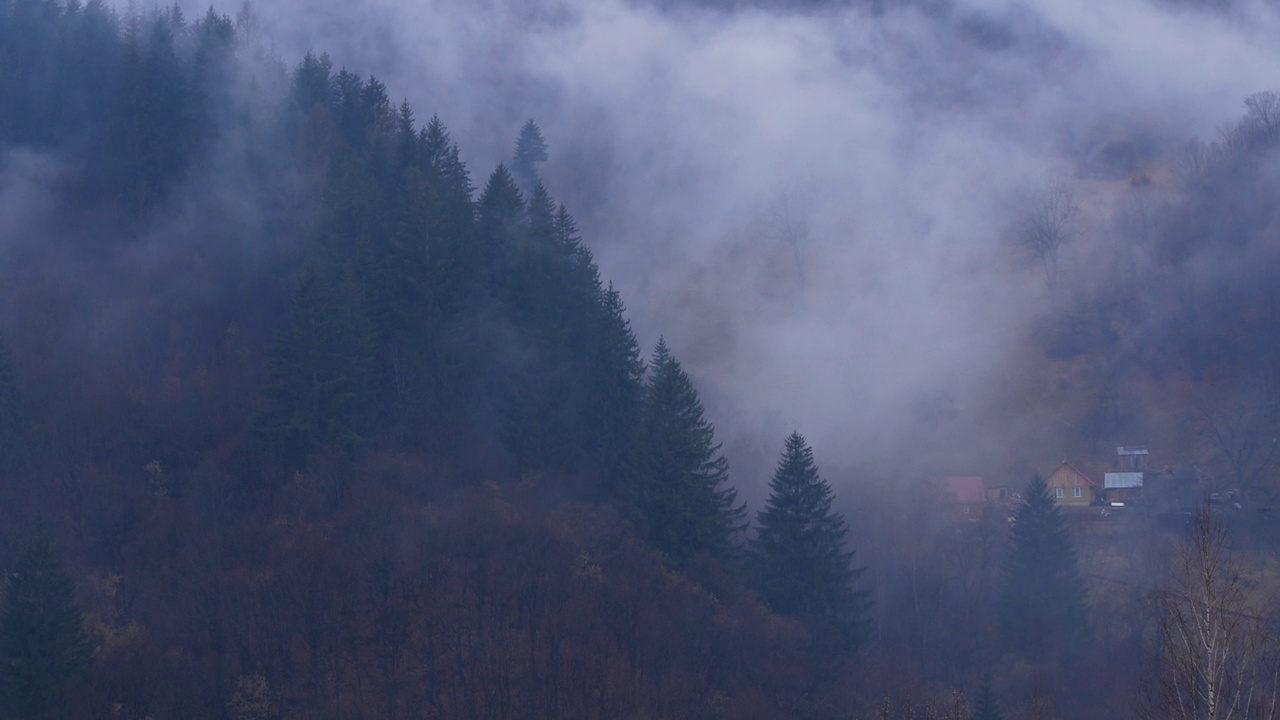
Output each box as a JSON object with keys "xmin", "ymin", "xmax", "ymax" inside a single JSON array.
[
  {"xmin": 1, "ymin": 1, "xmax": 1279, "ymax": 719},
  {"xmin": 0, "ymin": 3, "xmax": 882, "ymax": 717}
]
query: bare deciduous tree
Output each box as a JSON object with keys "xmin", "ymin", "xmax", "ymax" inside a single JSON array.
[
  {"xmin": 757, "ymin": 189, "xmax": 810, "ymax": 289},
  {"xmin": 1015, "ymin": 175, "xmax": 1078, "ymax": 304},
  {"xmin": 1196, "ymin": 393, "xmax": 1279, "ymax": 507},
  {"xmin": 1243, "ymin": 91, "xmax": 1280, "ymax": 147},
  {"xmin": 1140, "ymin": 506, "xmax": 1280, "ymax": 720},
  {"xmin": 1175, "ymin": 137, "xmax": 1213, "ymax": 192}
]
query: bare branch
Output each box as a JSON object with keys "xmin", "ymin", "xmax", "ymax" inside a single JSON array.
[
  {"xmin": 1141, "ymin": 506, "xmax": 1279, "ymax": 720},
  {"xmin": 1014, "ymin": 174, "xmax": 1079, "ymax": 304}
]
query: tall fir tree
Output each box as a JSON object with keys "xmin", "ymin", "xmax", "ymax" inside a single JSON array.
[
  {"xmin": 974, "ymin": 675, "xmax": 1004, "ymax": 720},
  {"xmin": 256, "ymin": 264, "xmax": 379, "ymax": 465},
  {"xmin": 476, "ymin": 164, "xmax": 524, "ymax": 297},
  {"xmin": 635, "ymin": 339, "xmax": 744, "ymax": 566},
  {"xmin": 500, "ymin": 184, "xmax": 586, "ymax": 476},
  {"xmin": 419, "ymin": 115, "xmax": 477, "ymax": 318},
  {"xmin": 0, "ymin": 521, "xmax": 92, "ymax": 719},
  {"xmin": 998, "ymin": 475, "xmax": 1088, "ymax": 648},
  {"xmin": 751, "ymin": 432, "xmax": 869, "ymax": 651},
  {"xmin": 510, "ymin": 118, "xmax": 548, "ymax": 196},
  {"xmin": 581, "ymin": 282, "xmax": 645, "ymax": 496},
  {"xmin": 292, "ymin": 51, "xmax": 335, "ymax": 113}
]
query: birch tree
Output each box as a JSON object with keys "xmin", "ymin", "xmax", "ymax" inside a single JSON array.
[{"xmin": 1141, "ymin": 506, "xmax": 1279, "ymax": 720}]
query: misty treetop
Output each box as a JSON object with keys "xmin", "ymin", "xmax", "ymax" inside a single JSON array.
[
  {"xmin": 0, "ymin": 0, "xmax": 734, "ymax": 527},
  {"xmin": 752, "ymin": 432, "xmax": 869, "ymax": 652},
  {"xmin": 0, "ymin": 0, "xmax": 248, "ymax": 214},
  {"xmin": 11, "ymin": 1, "xmax": 1280, "ymax": 717},
  {"xmin": 632, "ymin": 338, "xmax": 746, "ymax": 566},
  {"xmin": 511, "ymin": 118, "xmax": 548, "ymax": 195}
]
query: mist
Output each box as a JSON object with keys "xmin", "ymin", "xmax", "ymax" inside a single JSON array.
[
  {"xmin": 5, "ymin": 1, "xmax": 1280, "ymax": 715},
  {"xmin": 161, "ymin": 0, "xmax": 1276, "ymax": 499},
  {"xmin": 6, "ymin": 0, "xmax": 1280, "ymax": 495}
]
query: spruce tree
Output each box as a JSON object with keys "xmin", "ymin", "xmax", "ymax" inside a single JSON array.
[
  {"xmin": 0, "ymin": 521, "xmax": 92, "ymax": 719},
  {"xmin": 998, "ymin": 475, "xmax": 1088, "ymax": 648},
  {"xmin": 256, "ymin": 264, "xmax": 378, "ymax": 464},
  {"xmin": 635, "ymin": 339, "xmax": 744, "ymax": 566},
  {"xmin": 419, "ymin": 115, "xmax": 476, "ymax": 318},
  {"xmin": 292, "ymin": 51, "xmax": 335, "ymax": 113},
  {"xmin": 476, "ymin": 164, "xmax": 524, "ymax": 296},
  {"xmin": 582, "ymin": 283, "xmax": 645, "ymax": 495},
  {"xmin": 500, "ymin": 184, "xmax": 591, "ymax": 476},
  {"xmin": 974, "ymin": 675, "xmax": 1003, "ymax": 720},
  {"xmin": 510, "ymin": 119, "xmax": 548, "ymax": 195},
  {"xmin": 751, "ymin": 432, "xmax": 869, "ymax": 651}
]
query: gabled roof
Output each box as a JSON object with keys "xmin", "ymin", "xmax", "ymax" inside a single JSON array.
[
  {"xmin": 1049, "ymin": 460, "xmax": 1099, "ymax": 487},
  {"xmin": 938, "ymin": 476, "xmax": 985, "ymax": 505}
]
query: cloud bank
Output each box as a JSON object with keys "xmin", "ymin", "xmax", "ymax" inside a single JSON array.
[{"xmin": 132, "ymin": 0, "xmax": 1280, "ymax": 493}]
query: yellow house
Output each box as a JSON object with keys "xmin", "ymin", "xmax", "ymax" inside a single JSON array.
[{"xmin": 1046, "ymin": 461, "xmax": 1097, "ymax": 506}]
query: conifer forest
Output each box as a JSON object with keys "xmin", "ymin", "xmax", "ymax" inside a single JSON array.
[{"xmin": 1, "ymin": 0, "xmax": 1280, "ymax": 717}]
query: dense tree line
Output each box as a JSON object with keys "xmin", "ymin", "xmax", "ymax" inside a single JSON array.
[
  {"xmin": 0, "ymin": 2, "xmax": 885, "ymax": 717},
  {"xmin": 2, "ymin": 2, "xmax": 1274, "ymax": 718}
]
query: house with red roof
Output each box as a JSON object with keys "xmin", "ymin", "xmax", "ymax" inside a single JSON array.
[
  {"xmin": 937, "ymin": 476, "xmax": 987, "ymax": 518},
  {"xmin": 1045, "ymin": 461, "xmax": 1098, "ymax": 506}
]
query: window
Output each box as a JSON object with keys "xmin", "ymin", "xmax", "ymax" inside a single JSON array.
[
  {"xmin": 1055, "ymin": 487, "xmax": 1064, "ymax": 498},
  {"xmin": 1073, "ymin": 487, "xmax": 1082, "ymax": 498}
]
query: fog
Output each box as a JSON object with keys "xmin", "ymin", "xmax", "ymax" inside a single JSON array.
[{"xmin": 33, "ymin": 0, "xmax": 1280, "ymax": 497}]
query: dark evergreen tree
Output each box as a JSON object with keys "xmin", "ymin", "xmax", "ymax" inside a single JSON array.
[
  {"xmin": 419, "ymin": 115, "xmax": 477, "ymax": 317},
  {"xmin": 0, "ymin": 334, "xmax": 25, "ymax": 475},
  {"xmin": 256, "ymin": 264, "xmax": 379, "ymax": 464},
  {"xmin": 97, "ymin": 10, "xmax": 191, "ymax": 213},
  {"xmin": 580, "ymin": 282, "xmax": 646, "ymax": 495},
  {"xmin": 0, "ymin": 521, "xmax": 91, "ymax": 719},
  {"xmin": 0, "ymin": 0, "xmax": 62, "ymax": 144},
  {"xmin": 998, "ymin": 475, "xmax": 1088, "ymax": 648},
  {"xmin": 974, "ymin": 675, "xmax": 1004, "ymax": 720},
  {"xmin": 507, "ymin": 182, "xmax": 560, "ymax": 330},
  {"xmin": 500, "ymin": 183, "xmax": 585, "ymax": 475},
  {"xmin": 751, "ymin": 432, "xmax": 869, "ymax": 650},
  {"xmin": 188, "ymin": 7, "xmax": 235, "ymax": 148},
  {"xmin": 510, "ymin": 119, "xmax": 548, "ymax": 195},
  {"xmin": 392, "ymin": 99, "xmax": 418, "ymax": 171},
  {"xmin": 292, "ymin": 51, "xmax": 336, "ymax": 113},
  {"xmin": 635, "ymin": 339, "xmax": 745, "ymax": 566},
  {"xmin": 476, "ymin": 164, "xmax": 524, "ymax": 294}
]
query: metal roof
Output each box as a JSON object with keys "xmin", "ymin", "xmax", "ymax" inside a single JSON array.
[
  {"xmin": 1117, "ymin": 446, "xmax": 1149, "ymax": 456},
  {"xmin": 1105, "ymin": 472, "xmax": 1144, "ymax": 489}
]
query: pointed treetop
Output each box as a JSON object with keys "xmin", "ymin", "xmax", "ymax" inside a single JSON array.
[
  {"xmin": 752, "ymin": 431, "xmax": 869, "ymax": 651},
  {"xmin": 511, "ymin": 119, "xmax": 549, "ymax": 193},
  {"xmin": 513, "ymin": 119, "xmax": 549, "ymax": 166},
  {"xmin": 651, "ymin": 336, "xmax": 672, "ymax": 368},
  {"xmin": 479, "ymin": 164, "xmax": 525, "ymax": 221}
]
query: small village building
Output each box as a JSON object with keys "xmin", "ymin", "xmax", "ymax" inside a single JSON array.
[
  {"xmin": 937, "ymin": 476, "xmax": 986, "ymax": 518},
  {"xmin": 1046, "ymin": 461, "xmax": 1098, "ymax": 506},
  {"xmin": 1103, "ymin": 472, "xmax": 1144, "ymax": 504},
  {"xmin": 1117, "ymin": 445, "xmax": 1148, "ymax": 472},
  {"xmin": 985, "ymin": 483, "xmax": 1018, "ymax": 505}
]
